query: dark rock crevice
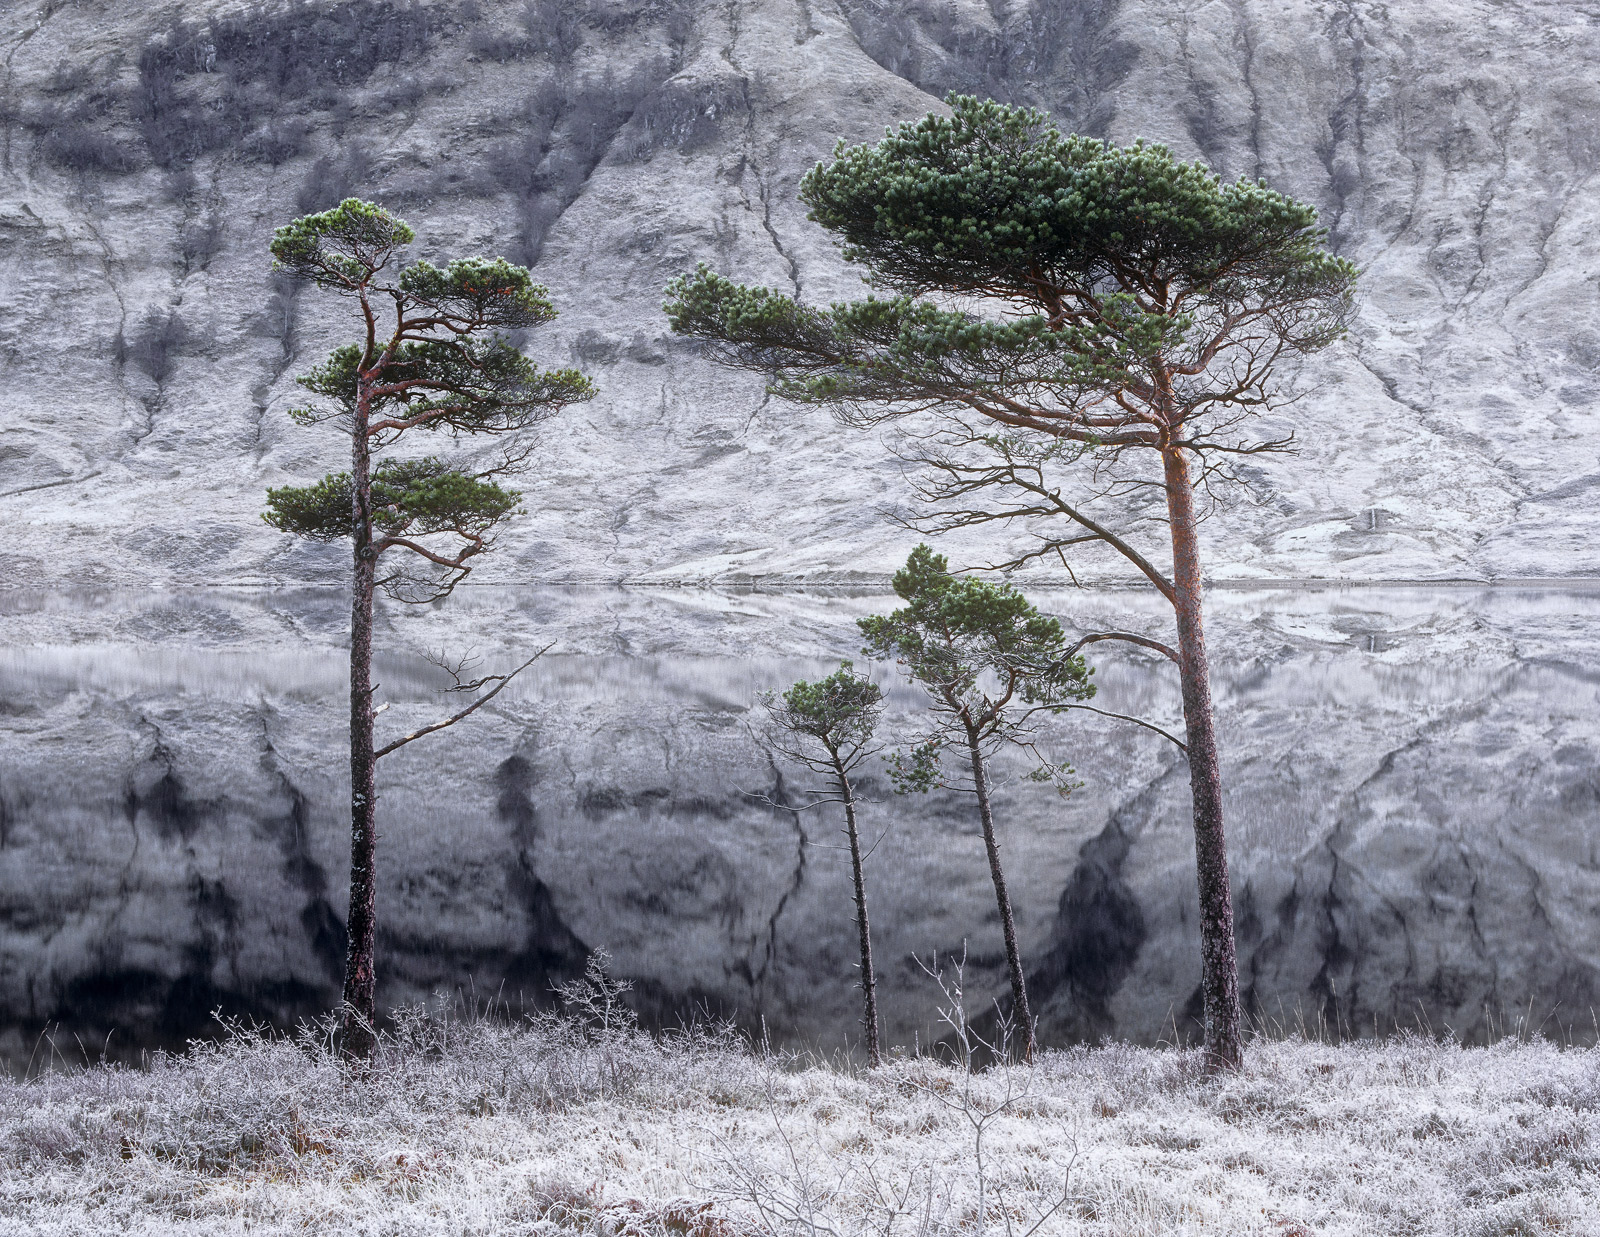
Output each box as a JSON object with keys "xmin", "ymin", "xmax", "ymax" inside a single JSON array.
[
  {"xmin": 1027, "ymin": 756, "xmax": 1184, "ymax": 1043},
  {"xmin": 837, "ymin": 0, "xmax": 1135, "ymax": 137},
  {"xmin": 491, "ymin": 751, "xmax": 589, "ymax": 1000}
]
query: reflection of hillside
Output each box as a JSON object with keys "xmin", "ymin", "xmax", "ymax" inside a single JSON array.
[{"xmin": 2, "ymin": 588, "xmax": 1599, "ymax": 1069}]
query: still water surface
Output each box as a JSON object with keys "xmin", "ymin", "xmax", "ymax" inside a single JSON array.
[{"xmin": 1, "ymin": 585, "xmax": 1597, "ymax": 1069}]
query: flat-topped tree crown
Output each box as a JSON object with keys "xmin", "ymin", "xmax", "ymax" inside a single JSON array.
[
  {"xmin": 767, "ymin": 661, "xmax": 885, "ymax": 757},
  {"xmin": 667, "ymin": 94, "xmax": 1355, "ymax": 453},
  {"xmin": 800, "ymin": 97, "xmax": 1352, "ymax": 301},
  {"xmin": 286, "ymin": 339, "xmax": 589, "ymax": 436},
  {"xmin": 270, "ymin": 198, "xmax": 414, "ymax": 290}
]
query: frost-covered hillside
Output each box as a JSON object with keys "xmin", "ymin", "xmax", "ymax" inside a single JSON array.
[{"xmin": 2, "ymin": 0, "xmax": 1598, "ymax": 589}]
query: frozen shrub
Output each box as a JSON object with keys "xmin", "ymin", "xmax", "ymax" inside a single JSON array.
[
  {"xmin": 466, "ymin": 23, "xmax": 528, "ymax": 63},
  {"xmin": 3, "ymin": 1032, "xmax": 1600, "ymax": 1233},
  {"xmin": 373, "ymin": 79, "xmax": 427, "ymax": 113},
  {"xmin": 521, "ymin": 0, "xmax": 584, "ymax": 61},
  {"xmin": 38, "ymin": 119, "xmax": 142, "ymax": 173},
  {"xmin": 241, "ymin": 118, "xmax": 312, "ymax": 165},
  {"xmin": 178, "ymin": 213, "xmax": 224, "ymax": 270}
]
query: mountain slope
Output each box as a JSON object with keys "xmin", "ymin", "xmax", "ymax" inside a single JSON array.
[{"xmin": 2, "ymin": 0, "xmax": 1597, "ymax": 588}]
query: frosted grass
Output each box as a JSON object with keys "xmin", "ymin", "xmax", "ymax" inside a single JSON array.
[{"xmin": 2, "ymin": 1009, "xmax": 1597, "ymax": 1236}]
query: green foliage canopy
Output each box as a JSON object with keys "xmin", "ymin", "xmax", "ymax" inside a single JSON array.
[
  {"xmin": 665, "ymin": 96, "xmax": 1356, "ymax": 454},
  {"xmin": 763, "ymin": 661, "xmax": 885, "ymax": 761},
  {"xmin": 287, "ymin": 339, "xmax": 591, "ymax": 438},
  {"xmin": 265, "ymin": 199, "xmax": 593, "ymax": 599},
  {"xmin": 264, "ymin": 458, "xmax": 520, "ymax": 544},
  {"xmin": 859, "ymin": 545, "xmax": 1094, "ymax": 792}
]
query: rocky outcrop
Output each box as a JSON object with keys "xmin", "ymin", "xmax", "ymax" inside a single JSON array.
[{"xmin": 2, "ymin": 0, "xmax": 1597, "ymax": 588}]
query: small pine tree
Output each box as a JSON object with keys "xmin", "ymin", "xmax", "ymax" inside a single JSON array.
[
  {"xmin": 759, "ymin": 662, "xmax": 886, "ymax": 1066},
  {"xmin": 859, "ymin": 545, "xmax": 1094, "ymax": 1059},
  {"xmin": 264, "ymin": 199, "xmax": 594, "ymax": 1056}
]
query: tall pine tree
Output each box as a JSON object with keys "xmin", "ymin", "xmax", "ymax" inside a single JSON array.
[
  {"xmin": 667, "ymin": 97, "xmax": 1356, "ymax": 1068},
  {"xmin": 266, "ymin": 199, "xmax": 593, "ymax": 1056}
]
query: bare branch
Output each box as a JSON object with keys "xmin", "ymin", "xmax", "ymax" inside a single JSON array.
[
  {"xmin": 1063, "ymin": 631, "xmax": 1181, "ymax": 664},
  {"xmin": 1022, "ymin": 702, "xmax": 1189, "ymax": 752},
  {"xmin": 374, "ymin": 645, "xmax": 551, "ymax": 759}
]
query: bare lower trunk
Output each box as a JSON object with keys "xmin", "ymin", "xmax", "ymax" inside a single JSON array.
[
  {"xmin": 965, "ymin": 725, "xmax": 1034, "ymax": 1059},
  {"xmin": 1162, "ymin": 445, "xmax": 1243, "ymax": 1071},
  {"xmin": 340, "ymin": 391, "xmax": 378, "ymax": 1059},
  {"xmin": 835, "ymin": 762, "xmax": 880, "ymax": 1067}
]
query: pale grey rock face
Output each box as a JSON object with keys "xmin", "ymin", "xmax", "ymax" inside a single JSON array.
[
  {"xmin": 1, "ymin": 0, "xmax": 1596, "ymax": 587},
  {"xmin": 3, "ymin": 0, "xmax": 1599, "ymax": 1066}
]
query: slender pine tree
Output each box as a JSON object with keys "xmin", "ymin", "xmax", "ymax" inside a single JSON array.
[
  {"xmin": 860, "ymin": 545, "xmax": 1095, "ymax": 1060},
  {"xmin": 759, "ymin": 662, "xmax": 887, "ymax": 1066},
  {"xmin": 265, "ymin": 198, "xmax": 593, "ymax": 1056}
]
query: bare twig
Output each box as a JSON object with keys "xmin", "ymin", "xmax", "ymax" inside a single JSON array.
[{"xmin": 374, "ymin": 644, "xmax": 551, "ymax": 759}]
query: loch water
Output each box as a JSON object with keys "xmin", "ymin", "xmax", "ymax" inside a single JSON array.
[{"xmin": 2, "ymin": 584, "xmax": 1597, "ymax": 1071}]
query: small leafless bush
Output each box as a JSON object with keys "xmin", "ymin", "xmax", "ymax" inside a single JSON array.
[
  {"xmin": 294, "ymin": 144, "xmax": 374, "ymax": 215},
  {"xmin": 712, "ymin": 953, "xmax": 1079, "ymax": 1237},
  {"xmin": 522, "ymin": 0, "xmax": 585, "ymax": 61},
  {"xmin": 241, "ymin": 118, "xmax": 312, "ymax": 166},
  {"xmin": 178, "ymin": 212, "xmax": 224, "ymax": 270},
  {"xmin": 38, "ymin": 118, "xmax": 142, "ymax": 174}
]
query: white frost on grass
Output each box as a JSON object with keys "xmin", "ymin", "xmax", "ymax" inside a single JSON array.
[{"xmin": 2, "ymin": 1011, "xmax": 1598, "ymax": 1236}]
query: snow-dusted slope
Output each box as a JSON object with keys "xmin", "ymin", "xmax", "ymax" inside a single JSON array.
[{"xmin": 2, "ymin": 0, "xmax": 1597, "ymax": 588}]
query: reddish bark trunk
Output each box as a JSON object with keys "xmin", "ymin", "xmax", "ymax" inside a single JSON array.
[
  {"xmin": 834, "ymin": 761, "xmax": 881, "ymax": 1067},
  {"xmin": 340, "ymin": 377, "xmax": 379, "ymax": 1059},
  {"xmin": 965, "ymin": 724, "xmax": 1034, "ymax": 1060},
  {"xmin": 1162, "ymin": 445, "xmax": 1244, "ymax": 1070}
]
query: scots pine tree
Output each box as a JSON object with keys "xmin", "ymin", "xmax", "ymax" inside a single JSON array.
[
  {"xmin": 265, "ymin": 199, "xmax": 593, "ymax": 1055},
  {"xmin": 859, "ymin": 545, "xmax": 1095, "ymax": 1060},
  {"xmin": 666, "ymin": 98, "xmax": 1356, "ymax": 1068},
  {"xmin": 760, "ymin": 662, "xmax": 887, "ymax": 1066}
]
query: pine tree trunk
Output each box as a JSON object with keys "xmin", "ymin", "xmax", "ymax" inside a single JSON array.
[
  {"xmin": 340, "ymin": 382, "xmax": 379, "ymax": 1059},
  {"xmin": 835, "ymin": 760, "xmax": 880, "ymax": 1067},
  {"xmin": 964, "ymin": 724, "xmax": 1034, "ymax": 1060},
  {"xmin": 1162, "ymin": 444, "xmax": 1244, "ymax": 1071}
]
